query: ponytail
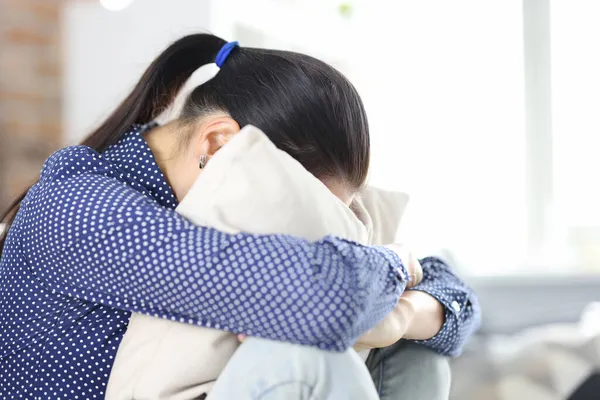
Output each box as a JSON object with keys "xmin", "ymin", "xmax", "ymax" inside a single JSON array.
[
  {"xmin": 0, "ymin": 34, "xmax": 226, "ymax": 254},
  {"xmin": 3, "ymin": 33, "xmax": 372, "ymax": 256},
  {"xmin": 82, "ymin": 34, "xmax": 226, "ymax": 151}
]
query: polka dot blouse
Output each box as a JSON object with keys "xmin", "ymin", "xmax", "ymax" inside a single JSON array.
[{"xmin": 0, "ymin": 124, "xmax": 480, "ymax": 399}]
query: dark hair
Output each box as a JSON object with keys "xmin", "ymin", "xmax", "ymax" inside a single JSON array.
[{"xmin": 0, "ymin": 33, "xmax": 370, "ymax": 253}]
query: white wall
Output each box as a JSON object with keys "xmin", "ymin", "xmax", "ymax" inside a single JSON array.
[{"xmin": 62, "ymin": 0, "xmax": 212, "ymax": 143}]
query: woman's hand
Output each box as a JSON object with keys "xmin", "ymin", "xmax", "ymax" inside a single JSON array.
[
  {"xmin": 385, "ymin": 244, "xmax": 423, "ymax": 288},
  {"xmin": 353, "ymin": 246, "xmax": 444, "ymax": 350},
  {"xmin": 353, "ymin": 244, "xmax": 422, "ymax": 351},
  {"xmin": 353, "ymin": 290, "xmax": 445, "ymax": 351}
]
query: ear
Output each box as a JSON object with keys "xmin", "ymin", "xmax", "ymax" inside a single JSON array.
[{"xmin": 192, "ymin": 115, "xmax": 241, "ymax": 159}]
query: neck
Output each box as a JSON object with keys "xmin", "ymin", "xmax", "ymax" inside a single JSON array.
[{"xmin": 144, "ymin": 123, "xmax": 185, "ymax": 199}]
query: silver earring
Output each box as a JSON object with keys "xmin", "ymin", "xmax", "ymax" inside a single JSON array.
[{"xmin": 199, "ymin": 155, "xmax": 208, "ymax": 169}]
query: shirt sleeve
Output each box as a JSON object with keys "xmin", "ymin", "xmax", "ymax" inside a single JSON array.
[
  {"xmin": 407, "ymin": 257, "xmax": 481, "ymax": 356},
  {"xmin": 20, "ymin": 146, "xmax": 406, "ymax": 351}
]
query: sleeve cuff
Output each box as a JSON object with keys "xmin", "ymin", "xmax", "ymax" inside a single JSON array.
[
  {"xmin": 375, "ymin": 245, "xmax": 408, "ymax": 283},
  {"xmin": 410, "ymin": 303, "xmax": 460, "ymax": 356},
  {"xmin": 409, "ymin": 284, "xmax": 470, "ymax": 320},
  {"xmin": 405, "ymin": 259, "xmax": 471, "ymax": 355}
]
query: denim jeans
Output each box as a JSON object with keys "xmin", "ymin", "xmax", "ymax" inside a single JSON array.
[
  {"xmin": 365, "ymin": 340, "xmax": 451, "ymax": 400},
  {"xmin": 208, "ymin": 338, "xmax": 450, "ymax": 400}
]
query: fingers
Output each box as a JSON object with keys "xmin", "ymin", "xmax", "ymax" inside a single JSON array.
[{"xmin": 406, "ymin": 257, "xmax": 423, "ymax": 289}]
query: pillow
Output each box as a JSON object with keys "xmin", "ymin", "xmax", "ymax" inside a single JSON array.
[
  {"xmin": 353, "ymin": 185, "xmax": 409, "ymax": 245},
  {"xmin": 105, "ymin": 125, "xmax": 409, "ymax": 399}
]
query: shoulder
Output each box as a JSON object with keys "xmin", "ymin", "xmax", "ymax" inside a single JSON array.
[
  {"xmin": 23, "ymin": 146, "xmax": 122, "ymax": 209},
  {"xmin": 20, "ymin": 144, "xmax": 143, "ymax": 230},
  {"xmin": 39, "ymin": 145, "xmax": 115, "ymax": 183}
]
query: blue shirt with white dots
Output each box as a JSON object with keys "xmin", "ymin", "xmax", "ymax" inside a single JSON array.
[{"xmin": 0, "ymin": 124, "xmax": 479, "ymax": 399}]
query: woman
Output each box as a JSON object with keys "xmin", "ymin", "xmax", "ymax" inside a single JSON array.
[{"xmin": 0, "ymin": 34, "xmax": 479, "ymax": 399}]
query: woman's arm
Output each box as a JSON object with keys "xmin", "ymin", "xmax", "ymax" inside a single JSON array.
[
  {"xmin": 407, "ymin": 257, "xmax": 481, "ymax": 356},
  {"xmin": 401, "ymin": 290, "xmax": 445, "ymax": 341},
  {"xmin": 20, "ymin": 146, "xmax": 406, "ymax": 351},
  {"xmin": 354, "ymin": 257, "xmax": 480, "ymax": 356}
]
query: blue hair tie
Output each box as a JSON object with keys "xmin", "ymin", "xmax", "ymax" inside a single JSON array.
[{"xmin": 215, "ymin": 41, "xmax": 239, "ymax": 68}]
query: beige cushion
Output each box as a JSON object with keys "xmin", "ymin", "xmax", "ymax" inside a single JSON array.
[{"xmin": 105, "ymin": 125, "xmax": 408, "ymax": 399}]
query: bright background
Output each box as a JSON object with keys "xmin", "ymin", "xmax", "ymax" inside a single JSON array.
[{"xmin": 59, "ymin": 0, "xmax": 599, "ymax": 277}]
